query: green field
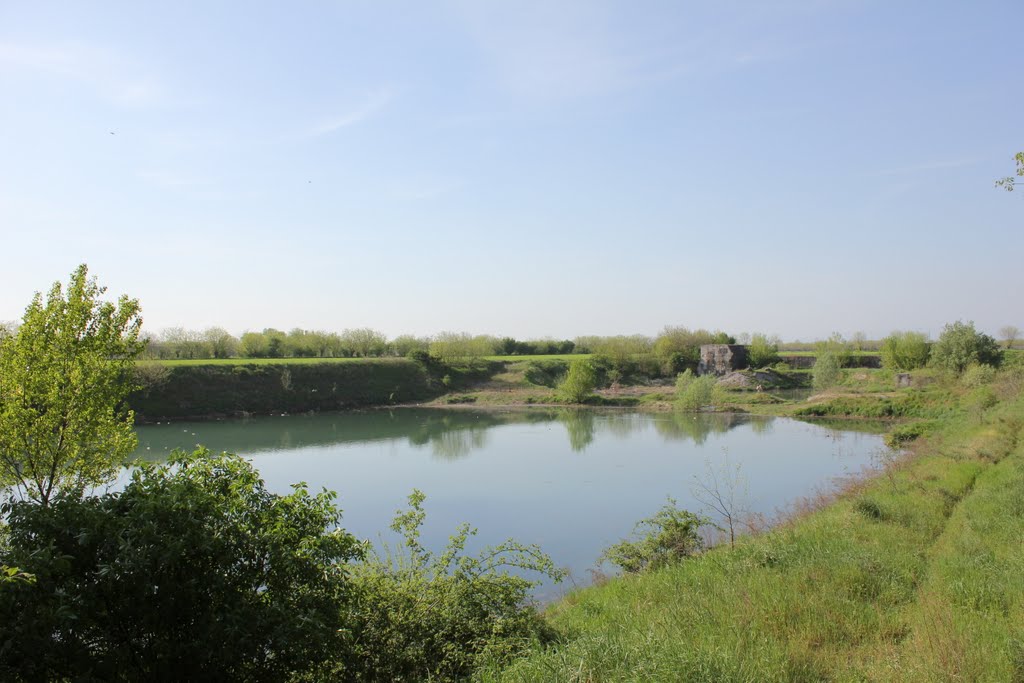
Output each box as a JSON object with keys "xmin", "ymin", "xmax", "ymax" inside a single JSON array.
[
  {"xmin": 145, "ymin": 356, "xmax": 401, "ymax": 367},
  {"xmin": 146, "ymin": 354, "xmax": 588, "ymax": 367}
]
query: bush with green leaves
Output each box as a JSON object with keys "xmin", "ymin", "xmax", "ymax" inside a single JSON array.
[
  {"xmin": 652, "ymin": 327, "xmax": 733, "ymax": 371},
  {"xmin": 675, "ymin": 368, "xmax": 695, "ymax": 393},
  {"xmin": 812, "ymin": 351, "xmax": 843, "ymax": 390},
  {"xmin": 961, "ymin": 363, "xmax": 997, "ymax": 388},
  {"xmin": 815, "ymin": 333, "xmax": 852, "ymax": 368},
  {"xmin": 523, "ymin": 359, "xmax": 569, "ymax": 388},
  {"xmin": 930, "ymin": 321, "xmax": 1002, "ymax": 374},
  {"xmin": 0, "ymin": 449, "xmax": 364, "ymax": 682},
  {"xmin": 879, "ymin": 331, "xmax": 931, "ymax": 371},
  {"xmin": 344, "ymin": 490, "xmax": 565, "ymax": 681},
  {"xmin": 677, "ymin": 373, "xmax": 718, "ymax": 410},
  {"xmin": 559, "ymin": 358, "xmax": 597, "ymax": 403},
  {"xmin": 601, "ymin": 499, "xmax": 710, "ymax": 573},
  {"xmin": 747, "ymin": 333, "xmax": 780, "ymax": 369}
]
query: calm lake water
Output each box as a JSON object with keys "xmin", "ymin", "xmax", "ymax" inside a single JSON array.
[{"xmin": 133, "ymin": 408, "xmax": 886, "ymax": 597}]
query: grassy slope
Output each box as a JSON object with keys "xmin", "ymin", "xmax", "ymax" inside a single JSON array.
[
  {"xmin": 887, "ymin": 422, "xmax": 1024, "ymax": 680},
  {"xmin": 482, "ymin": 379, "xmax": 1024, "ymax": 682}
]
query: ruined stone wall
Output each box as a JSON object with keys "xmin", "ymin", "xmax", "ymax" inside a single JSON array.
[{"xmin": 698, "ymin": 345, "xmax": 750, "ymax": 376}]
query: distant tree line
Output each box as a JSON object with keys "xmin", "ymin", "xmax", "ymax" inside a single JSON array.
[
  {"xmin": 128, "ymin": 322, "xmax": 1020, "ymax": 364},
  {"xmin": 137, "ymin": 326, "xmax": 734, "ymax": 365}
]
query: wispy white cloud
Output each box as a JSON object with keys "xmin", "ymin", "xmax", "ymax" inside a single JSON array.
[
  {"xmin": 451, "ymin": 2, "xmax": 633, "ymax": 100},
  {"xmin": 307, "ymin": 89, "xmax": 395, "ymax": 137},
  {"xmin": 0, "ymin": 41, "xmax": 169, "ymax": 107},
  {"xmin": 448, "ymin": 1, "xmax": 827, "ymax": 103}
]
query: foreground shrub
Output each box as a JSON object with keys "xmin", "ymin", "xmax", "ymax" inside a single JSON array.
[
  {"xmin": 677, "ymin": 374, "xmax": 718, "ymax": 410},
  {"xmin": 601, "ymin": 499, "xmax": 710, "ymax": 573},
  {"xmin": 0, "ymin": 449, "xmax": 364, "ymax": 682},
  {"xmin": 344, "ymin": 490, "xmax": 564, "ymax": 681}
]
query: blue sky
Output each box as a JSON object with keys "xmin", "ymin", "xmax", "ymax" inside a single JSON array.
[{"xmin": 1, "ymin": 0, "xmax": 1020, "ymax": 341}]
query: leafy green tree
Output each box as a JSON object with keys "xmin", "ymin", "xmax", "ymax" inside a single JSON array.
[
  {"xmin": 263, "ymin": 328, "xmax": 287, "ymax": 358},
  {"xmin": 812, "ymin": 351, "xmax": 842, "ymax": 390},
  {"xmin": 342, "ymin": 327, "xmax": 388, "ymax": 357},
  {"xmin": 468, "ymin": 334, "xmax": 500, "ymax": 358},
  {"xmin": 995, "ymin": 151, "xmax": 1024, "ymax": 191},
  {"xmin": 0, "ymin": 449, "xmax": 364, "ymax": 682},
  {"xmin": 559, "ymin": 358, "xmax": 597, "ymax": 403},
  {"xmin": 391, "ymin": 334, "xmax": 429, "ymax": 357},
  {"xmin": 202, "ymin": 326, "xmax": 238, "ymax": 358},
  {"xmin": 0, "ymin": 265, "xmax": 142, "ymax": 506},
  {"xmin": 160, "ymin": 326, "xmax": 208, "ymax": 359},
  {"xmin": 497, "ymin": 336, "xmax": 519, "ymax": 355},
  {"xmin": 430, "ymin": 331, "xmax": 475, "ymax": 362},
  {"xmin": 591, "ymin": 335, "xmax": 654, "ymax": 371},
  {"xmin": 930, "ymin": 321, "xmax": 1002, "ymax": 374},
  {"xmin": 284, "ymin": 328, "xmax": 318, "ymax": 357},
  {"xmin": 747, "ymin": 333, "xmax": 781, "ymax": 368},
  {"xmin": 239, "ymin": 330, "xmax": 269, "ymax": 357},
  {"xmin": 879, "ymin": 331, "xmax": 931, "ymax": 371}
]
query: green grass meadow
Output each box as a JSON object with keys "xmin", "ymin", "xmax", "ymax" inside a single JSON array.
[{"xmin": 148, "ymin": 356, "xmax": 394, "ymax": 367}]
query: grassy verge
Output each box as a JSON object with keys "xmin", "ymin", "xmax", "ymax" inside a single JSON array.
[{"xmin": 480, "ymin": 374, "xmax": 1024, "ymax": 681}]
